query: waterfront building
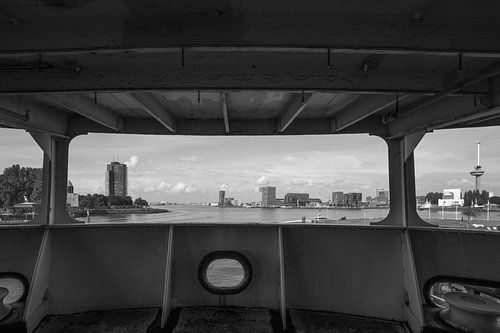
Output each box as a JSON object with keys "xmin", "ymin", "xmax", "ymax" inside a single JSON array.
[
  {"xmin": 66, "ymin": 180, "xmax": 79, "ymax": 208},
  {"xmin": 332, "ymin": 192, "xmax": 346, "ymax": 207},
  {"xmin": 259, "ymin": 186, "xmax": 277, "ymax": 207},
  {"xmin": 284, "ymin": 193, "xmax": 309, "ymax": 207},
  {"xmin": 346, "ymin": 192, "xmax": 362, "ymax": 207},
  {"xmin": 375, "ymin": 189, "xmax": 389, "ymax": 206},
  {"xmin": 224, "ymin": 197, "xmax": 234, "ymax": 206},
  {"xmin": 218, "ymin": 190, "xmax": 225, "ymax": 207},
  {"xmin": 438, "ymin": 189, "xmax": 464, "ymax": 207},
  {"xmin": 105, "ymin": 161, "xmax": 128, "ymax": 197}
]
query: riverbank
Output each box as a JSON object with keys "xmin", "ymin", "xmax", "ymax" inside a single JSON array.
[{"xmin": 71, "ymin": 207, "xmax": 170, "ymax": 218}]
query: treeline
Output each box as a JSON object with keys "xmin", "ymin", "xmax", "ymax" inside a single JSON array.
[
  {"xmin": 424, "ymin": 192, "xmax": 442, "ymax": 205},
  {"xmin": 0, "ymin": 165, "xmax": 42, "ymax": 207},
  {"xmin": 78, "ymin": 194, "xmax": 149, "ymax": 209},
  {"xmin": 463, "ymin": 190, "xmax": 489, "ymax": 206}
]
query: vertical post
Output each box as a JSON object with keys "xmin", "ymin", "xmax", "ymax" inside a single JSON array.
[
  {"xmin": 29, "ymin": 132, "xmax": 52, "ymax": 225},
  {"xmin": 401, "ymin": 231, "xmax": 425, "ymax": 332},
  {"xmin": 278, "ymin": 226, "xmax": 287, "ymax": 330},
  {"xmin": 49, "ymin": 137, "xmax": 70, "ymax": 224},
  {"xmin": 24, "ymin": 230, "xmax": 52, "ymax": 332},
  {"xmin": 161, "ymin": 225, "xmax": 174, "ymax": 328},
  {"xmin": 379, "ymin": 138, "xmax": 405, "ymax": 226}
]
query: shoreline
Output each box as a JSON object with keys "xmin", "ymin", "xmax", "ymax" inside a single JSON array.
[{"xmin": 71, "ymin": 207, "xmax": 170, "ymax": 217}]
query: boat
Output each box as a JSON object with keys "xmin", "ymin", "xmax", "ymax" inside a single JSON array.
[
  {"xmin": 1, "ymin": 2, "xmax": 500, "ymax": 333},
  {"xmin": 314, "ymin": 211, "xmax": 328, "ymax": 223}
]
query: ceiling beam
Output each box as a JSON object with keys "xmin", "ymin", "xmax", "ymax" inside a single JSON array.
[
  {"xmin": 279, "ymin": 93, "xmax": 313, "ymax": 132},
  {"xmin": 4, "ymin": 46, "xmax": 500, "ymax": 59},
  {"xmin": 394, "ymin": 63, "xmax": 500, "ymax": 119},
  {"xmin": 127, "ymin": 92, "xmax": 176, "ymax": 132},
  {"xmin": 42, "ymin": 93, "xmax": 122, "ymax": 132},
  {"xmin": 388, "ymin": 96, "xmax": 489, "ymax": 138},
  {"xmin": 332, "ymin": 94, "xmax": 404, "ymax": 132},
  {"xmin": 0, "ymin": 56, "xmax": 492, "ymax": 95},
  {"xmin": 220, "ymin": 92, "xmax": 230, "ymax": 134},
  {"xmin": 0, "ymin": 95, "xmax": 68, "ymax": 137}
]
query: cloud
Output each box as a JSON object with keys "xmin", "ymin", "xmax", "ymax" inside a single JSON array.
[
  {"xmin": 180, "ymin": 155, "xmax": 201, "ymax": 162},
  {"xmin": 256, "ymin": 176, "xmax": 268, "ymax": 185},
  {"xmin": 171, "ymin": 182, "xmax": 198, "ymax": 193},
  {"xmin": 125, "ymin": 155, "xmax": 139, "ymax": 168}
]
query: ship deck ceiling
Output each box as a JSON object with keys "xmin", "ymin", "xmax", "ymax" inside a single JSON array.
[{"xmin": 1, "ymin": 0, "xmax": 500, "ymax": 137}]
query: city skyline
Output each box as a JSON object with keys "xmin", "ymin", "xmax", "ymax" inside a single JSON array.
[{"xmin": 1, "ymin": 127, "xmax": 500, "ymax": 203}]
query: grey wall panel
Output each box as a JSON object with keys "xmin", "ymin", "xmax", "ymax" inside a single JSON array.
[
  {"xmin": 49, "ymin": 226, "xmax": 167, "ymax": 314},
  {"xmin": 283, "ymin": 227, "xmax": 405, "ymax": 321},
  {"xmin": 171, "ymin": 226, "xmax": 280, "ymax": 309},
  {"xmin": 0, "ymin": 227, "xmax": 44, "ymax": 282}
]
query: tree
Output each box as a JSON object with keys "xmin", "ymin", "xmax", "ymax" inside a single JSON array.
[
  {"xmin": 0, "ymin": 165, "xmax": 42, "ymax": 207},
  {"xmin": 134, "ymin": 197, "xmax": 149, "ymax": 208},
  {"xmin": 425, "ymin": 192, "xmax": 443, "ymax": 205},
  {"xmin": 109, "ymin": 196, "xmax": 133, "ymax": 207},
  {"xmin": 462, "ymin": 206, "xmax": 480, "ymax": 226}
]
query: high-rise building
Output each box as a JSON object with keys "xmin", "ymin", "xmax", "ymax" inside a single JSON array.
[
  {"xmin": 105, "ymin": 161, "xmax": 128, "ymax": 197},
  {"xmin": 260, "ymin": 186, "xmax": 276, "ymax": 207},
  {"xmin": 218, "ymin": 190, "xmax": 225, "ymax": 207}
]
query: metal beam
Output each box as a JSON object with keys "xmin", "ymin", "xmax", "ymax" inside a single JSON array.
[
  {"xmin": 127, "ymin": 92, "xmax": 176, "ymax": 132},
  {"xmin": 332, "ymin": 94, "xmax": 405, "ymax": 132},
  {"xmin": 433, "ymin": 105, "xmax": 500, "ymax": 129},
  {"xmin": 43, "ymin": 93, "xmax": 122, "ymax": 132},
  {"xmin": 220, "ymin": 92, "xmax": 230, "ymax": 134},
  {"xmin": 395, "ymin": 63, "xmax": 500, "ymax": 119},
  {"xmin": 0, "ymin": 57, "xmax": 492, "ymax": 95},
  {"xmin": 0, "ymin": 95, "xmax": 68, "ymax": 137},
  {"xmin": 279, "ymin": 93, "xmax": 313, "ymax": 132},
  {"xmin": 388, "ymin": 96, "xmax": 488, "ymax": 137}
]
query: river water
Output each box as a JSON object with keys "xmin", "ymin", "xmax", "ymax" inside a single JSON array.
[
  {"xmin": 73, "ymin": 205, "xmax": 500, "ymax": 226},
  {"xmin": 76, "ymin": 205, "xmax": 390, "ymax": 224}
]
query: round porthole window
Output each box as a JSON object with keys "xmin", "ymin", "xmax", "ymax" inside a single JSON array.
[{"xmin": 198, "ymin": 251, "xmax": 252, "ymax": 295}]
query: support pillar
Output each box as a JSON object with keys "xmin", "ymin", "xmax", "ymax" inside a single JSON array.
[
  {"xmin": 378, "ymin": 138, "xmax": 405, "ymax": 226},
  {"xmin": 378, "ymin": 133, "xmax": 431, "ymax": 227},
  {"xmin": 49, "ymin": 137, "xmax": 70, "ymax": 224}
]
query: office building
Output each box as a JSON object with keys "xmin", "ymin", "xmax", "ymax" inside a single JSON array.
[
  {"xmin": 260, "ymin": 186, "xmax": 277, "ymax": 207},
  {"xmin": 284, "ymin": 193, "xmax": 309, "ymax": 207},
  {"xmin": 332, "ymin": 192, "xmax": 346, "ymax": 207},
  {"xmin": 346, "ymin": 192, "xmax": 362, "ymax": 207},
  {"xmin": 376, "ymin": 188, "xmax": 389, "ymax": 205},
  {"xmin": 105, "ymin": 161, "xmax": 128, "ymax": 197},
  {"xmin": 218, "ymin": 190, "xmax": 225, "ymax": 207}
]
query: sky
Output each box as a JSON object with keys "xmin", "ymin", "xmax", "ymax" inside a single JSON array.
[{"xmin": 1, "ymin": 126, "xmax": 499, "ymax": 203}]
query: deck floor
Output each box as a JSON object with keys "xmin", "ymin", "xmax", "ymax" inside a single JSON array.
[
  {"xmin": 34, "ymin": 308, "xmax": 160, "ymax": 333},
  {"xmin": 290, "ymin": 310, "xmax": 407, "ymax": 333},
  {"xmin": 172, "ymin": 307, "xmax": 273, "ymax": 333}
]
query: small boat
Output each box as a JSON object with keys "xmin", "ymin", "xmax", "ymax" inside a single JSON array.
[{"xmin": 314, "ymin": 211, "xmax": 328, "ymax": 223}]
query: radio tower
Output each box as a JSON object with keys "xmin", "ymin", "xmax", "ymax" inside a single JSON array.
[{"xmin": 470, "ymin": 141, "xmax": 485, "ymax": 191}]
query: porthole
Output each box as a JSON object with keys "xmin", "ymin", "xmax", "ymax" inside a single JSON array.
[
  {"xmin": 424, "ymin": 276, "xmax": 500, "ymax": 308},
  {"xmin": 0, "ymin": 273, "xmax": 29, "ymax": 304},
  {"xmin": 198, "ymin": 251, "xmax": 252, "ymax": 295}
]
